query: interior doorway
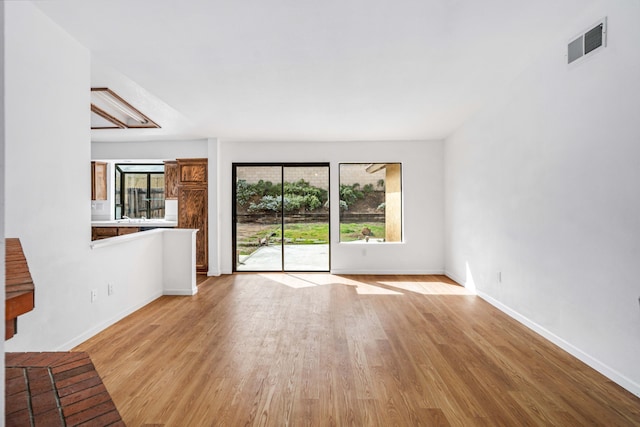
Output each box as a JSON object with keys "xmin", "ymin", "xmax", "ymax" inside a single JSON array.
[{"xmin": 233, "ymin": 163, "xmax": 330, "ymax": 272}]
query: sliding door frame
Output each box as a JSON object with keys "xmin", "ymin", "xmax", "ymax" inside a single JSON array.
[{"xmin": 232, "ymin": 162, "xmax": 331, "ymax": 273}]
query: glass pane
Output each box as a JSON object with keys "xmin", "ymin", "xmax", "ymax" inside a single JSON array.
[
  {"xmin": 123, "ymin": 173, "xmax": 148, "ymax": 218},
  {"xmin": 339, "ymin": 163, "xmax": 402, "ymax": 243},
  {"xmin": 283, "ymin": 166, "xmax": 330, "ymax": 271},
  {"xmin": 235, "ymin": 166, "xmax": 283, "ymax": 271},
  {"xmin": 149, "ymin": 174, "xmax": 165, "ymax": 219}
]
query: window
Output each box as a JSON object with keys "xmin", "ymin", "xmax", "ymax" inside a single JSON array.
[
  {"xmin": 339, "ymin": 163, "xmax": 402, "ymax": 243},
  {"xmin": 115, "ymin": 164, "xmax": 165, "ymax": 219}
]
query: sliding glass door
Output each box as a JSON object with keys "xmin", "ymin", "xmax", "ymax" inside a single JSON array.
[
  {"xmin": 233, "ymin": 164, "xmax": 330, "ymax": 272},
  {"xmin": 235, "ymin": 165, "xmax": 283, "ymax": 271}
]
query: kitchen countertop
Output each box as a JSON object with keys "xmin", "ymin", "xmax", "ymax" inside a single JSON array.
[{"xmin": 91, "ymin": 219, "xmax": 178, "ymax": 227}]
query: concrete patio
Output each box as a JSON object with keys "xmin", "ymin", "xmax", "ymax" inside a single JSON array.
[{"xmin": 237, "ymin": 243, "xmax": 330, "ymax": 271}]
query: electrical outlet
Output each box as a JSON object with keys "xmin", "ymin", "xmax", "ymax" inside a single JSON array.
[
  {"xmin": 498, "ymin": 271, "xmax": 502, "ymax": 283},
  {"xmin": 108, "ymin": 283, "xmax": 114, "ymax": 296},
  {"xmin": 91, "ymin": 289, "xmax": 98, "ymax": 303}
]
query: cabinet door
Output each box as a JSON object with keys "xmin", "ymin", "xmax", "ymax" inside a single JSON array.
[
  {"xmin": 117, "ymin": 227, "xmax": 140, "ymax": 236},
  {"xmin": 178, "ymin": 186, "xmax": 208, "ymax": 271},
  {"xmin": 178, "ymin": 159, "xmax": 207, "ymax": 184},
  {"xmin": 92, "ymin": 227, "xmax": 118, "ymax": 241},
  {"xmin": 164, "ymin": 161, "xmax": 179, "ymax": 199},
  {"xmin": 91, "ymin": 161, "xmax": 107, "ymax": 200}
]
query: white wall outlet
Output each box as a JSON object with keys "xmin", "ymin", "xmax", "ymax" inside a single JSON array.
[
  {"xmin": 91, "ymin": 289, "xmax": 98, "ymax": 303},
  {"xmin": 498, "ymin": 272, "xmax": 502, "ymax": 283},
  {"xmin": 108, "ymin": 283, "xmax": 114, "ymax": 296}
]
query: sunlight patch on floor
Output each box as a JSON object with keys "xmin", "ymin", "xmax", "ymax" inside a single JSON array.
[
  {"xmin": 337, "ymin": 276, "xmax": 403, "ymax": 295},
  {"xmin": 376, "ymin": 280, "xmax": 473, "ymax": 295},
  {"xmin": 259, "ymin": 273, "xmax": 404, "ymax": 295},
  {"xmin": 258, "ymin": 273, "xmax": 321, "ymax": 289}
]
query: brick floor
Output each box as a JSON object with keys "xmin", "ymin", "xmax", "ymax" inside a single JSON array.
[{"xmin": 5, "ymin": 352, "xmax": 124, "ymax": 427}]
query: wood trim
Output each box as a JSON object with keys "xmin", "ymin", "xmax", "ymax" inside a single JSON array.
[
  {"xmin": 90, "ymin": 104, "xmax": 126, "ymax": 129},
  {"xmin": 91, "ymin": 87, "xmax": 160, "ymax": 129}
]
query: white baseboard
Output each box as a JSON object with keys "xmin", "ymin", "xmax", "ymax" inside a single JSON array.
[
  {"xmin": 477, "ymin": 290, "xmax": 640, "ymax": 399},
  {"xmin": 444, "ymin": 270, "xmax": 467, "ymax": 288},
  {"xmin": 56, "ymin": 291, "xmax": 163, "ymax": 351},
  {"xmin": 330, "ymin": 269, "xmax": 445, "ymax": 275},
  {"xmin": 163, "ymin": 288, "xmax": 197, "ymax": 296}
]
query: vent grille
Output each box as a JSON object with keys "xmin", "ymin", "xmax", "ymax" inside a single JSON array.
[
  {"xmin": 584, "ymin": 24, "xmax": 604, "ymax": 54},
  {"xmin": 568, "ymin": 18, "xmax": 607, "ymax": 64},
  {"xmin": 568, "ymin": 36, "xmax": 584, "ymax": 63}
]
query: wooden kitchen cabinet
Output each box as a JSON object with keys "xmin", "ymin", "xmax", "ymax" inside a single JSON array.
[
  {"xmin": 178, "ymin": 186, "xmax": 208, "ymax": 271},
  {"xmin": 91, "ymin": 161, "xmax": 107, "ymax": 200},
  {"xmin": 177, "ymin": 158, "xmax": 208, "ymax": 272},
  {"xmin": 178, "ymin": 159, "xmax": 207, "ymax": 184},
  {"xmin": 91, "ymin": 226, "xmax": 140, "ymax": 241},
  {"xmin": 164, "ymin": 160, "xmax": 179, "ymax": 200},
  {"xmin": 116, "ymin": 227, "xmax": 140, "ymax": 236},
  {"xmin": 92, "ymin": 227, "xmax": 118, "ymax": 240}
]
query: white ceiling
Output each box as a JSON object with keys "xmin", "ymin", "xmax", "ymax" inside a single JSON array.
[{"xmin": 33, "ymin": 0, "xmax": 595, "ymax": 142}]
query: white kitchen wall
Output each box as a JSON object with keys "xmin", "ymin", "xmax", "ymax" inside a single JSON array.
[
  {"xmin": 217, "ymin": 139, "xmax": 444, "ymax": 274},
  {"xmin": 92, "ymin": 139, "xmax": 208, "ymax": 160},
  {"xmin": 4, "ymin": 2, "xmax": 168, "ymax": 351},
  {"xmin": 91, "ymin": 139, "xmax": 209, "ymax": 221},
  {"xmin": 444, "ymin": 0, "xmax": 640, "ymax": 396}
]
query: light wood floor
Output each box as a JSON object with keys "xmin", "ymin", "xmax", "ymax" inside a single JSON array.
[{"xmin": 74, "ymin": 274, "xmax": 640, "ymax": 426}]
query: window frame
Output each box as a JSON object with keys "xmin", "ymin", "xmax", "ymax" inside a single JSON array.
[
  {"xmin": 338, "ymin": 162, "xmax": 403, "ymax": 243},
  {"xmin": 114, "ymin": 163, "xmax": 165, "ymax": 219}
]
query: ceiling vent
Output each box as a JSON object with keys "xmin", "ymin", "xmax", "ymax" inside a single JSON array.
[
  {"xmin": 568, "ymin": 18, "xmax": 607, "ymax": 64},
  {"xmin": 91, "ymin": 88, "xmax": 160, "ymax": 129}
]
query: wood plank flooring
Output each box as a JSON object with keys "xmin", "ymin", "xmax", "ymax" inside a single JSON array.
[{"xmin": 74, "ymin": 274, "xmax": 640, "ymax": 426}]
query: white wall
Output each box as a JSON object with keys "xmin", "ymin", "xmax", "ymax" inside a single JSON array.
[
  {"xmin": 92, "ymin": 138, "xmax": 443, "ymax": 276},
  {"xmin": 444, "ymin": 0, "xmax": 640, "ymax": 396},
  {"xmin": 208, "ymin": 138, "xmax": 220, "ymax": 276},
  {"xmin": 217, "ymin": 139, "xmax": 444, "ymax": 274},
  {"xmin": 92, "ymin": 139, "xmax": 208, "ymax": 160},
  {"xmin": 3, "ymin": 2, "xmax": 170, "ymax": 351},
  {"xmin": 1, "ymin": 0, "xmax": 6, "ymax": 416}
]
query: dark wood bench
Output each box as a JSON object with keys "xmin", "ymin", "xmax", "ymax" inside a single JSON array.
[
  {"xmin": 5, "ymin": 238, "xmax": 35, "ymax": 339},
  {"xmin": 6, "ymin": 352, "xmax": 124, "ymax": 426}
]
